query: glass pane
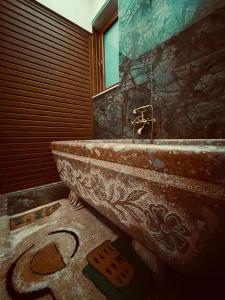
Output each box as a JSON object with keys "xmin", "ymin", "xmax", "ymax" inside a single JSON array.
[{"xmin": 104, "ymin": 20, "xmax": 119, "ymax": 88}]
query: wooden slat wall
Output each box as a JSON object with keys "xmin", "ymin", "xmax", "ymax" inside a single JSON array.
[{"xmin": 0, "ymin": 0, "xmax": 93, "ymax": 193}]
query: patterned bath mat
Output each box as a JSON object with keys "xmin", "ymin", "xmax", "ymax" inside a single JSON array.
[
  {"xmin": 1, "ymin": 200, "xmax": 121, "ymax": 300},
  {"xmin": 87, "ymin": 240, "xmax": 135, "ymax": 288},
  {"xmin": 10, "ymin": 202, "xmax": 61, "ymax": 230},
  {"xmin": 30, "ymin": 242, "xmax": 65, "ymax": 275},
  {"xmin": 83, "ymin": 238, "xmax": 152, "ymax": 300}
]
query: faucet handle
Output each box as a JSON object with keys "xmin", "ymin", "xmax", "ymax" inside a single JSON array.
[{"xmin": 133, "ymin": 104, "xmax": 152, "ymax": 114}]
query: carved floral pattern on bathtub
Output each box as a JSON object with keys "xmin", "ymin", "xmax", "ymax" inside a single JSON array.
[
  {"xmin": 57, "ymin": 159, "xmax": 192, "ymax": 256},
  {"xmin": 145, "ymin": 204, "xmax": 191, "ymax": 253}
]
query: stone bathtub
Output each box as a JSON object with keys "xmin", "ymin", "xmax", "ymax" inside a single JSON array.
[{"xmin": 51, "ymin": 139, "xmax": 225, "ymax": 277}]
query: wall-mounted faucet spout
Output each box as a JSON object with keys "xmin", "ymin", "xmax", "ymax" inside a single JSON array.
[{"xmin": 137, "ymin": 125, "xmax": 145, "ymax": 135}]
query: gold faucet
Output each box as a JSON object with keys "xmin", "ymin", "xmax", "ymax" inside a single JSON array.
[{"xmin": 131, "ymin": 104, "xmax": 156, "ymax": 143}]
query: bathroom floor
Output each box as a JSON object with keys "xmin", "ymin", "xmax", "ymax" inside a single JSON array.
[
  {"xmin": 1, "ymin": 199, "xmax": 224, "ymax": 300},
  {"xmin": 0, "ymin": 199, "xmax": 153, "ymax": 300}
]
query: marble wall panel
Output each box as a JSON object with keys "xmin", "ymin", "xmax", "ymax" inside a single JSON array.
[{"xmin": 93, "ymin": 0, "xmax": 225, "ymax": 139}]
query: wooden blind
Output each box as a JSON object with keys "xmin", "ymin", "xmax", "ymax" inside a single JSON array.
[{"xmin": 0, "ymin": 0, "xmax": 93, "ymax": 193}]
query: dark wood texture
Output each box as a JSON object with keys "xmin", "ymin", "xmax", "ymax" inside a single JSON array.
[
  {"xmin": 91, "ymin": 29, "xmax": 104, "ymax": 95},
  {"xmin": 0, "ymin": 0, "xmax": 93, "ymax": 193}
]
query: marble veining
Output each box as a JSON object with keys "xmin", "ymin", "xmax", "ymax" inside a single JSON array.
[{"xmin": 93, "ymin": 1, "xmax": 225, "ymax": 139}]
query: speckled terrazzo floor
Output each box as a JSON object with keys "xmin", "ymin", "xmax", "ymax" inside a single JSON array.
[
  {"xmin": 1, "ymin": 199, "xmax": 223, "ymax": 300},
  {"xmin": 0, "ymin": 199, "xmax": 126, "ymax": 300}
]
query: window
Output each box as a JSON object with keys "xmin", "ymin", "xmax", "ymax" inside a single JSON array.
[
  {"xmin": 103, "ymin": 19, "xmax": 119, "ymax": 89},
  {"xmin": 92, "ymin": 10, "xmax": 119, "ymax": 95}
]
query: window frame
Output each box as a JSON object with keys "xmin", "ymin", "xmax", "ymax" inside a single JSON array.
[
  {"xmin": 100, "ymin": 12, "xmax": 118, "ymax": 91},
  {"xmin": 92, "ymin": 11, "xmax": 119, "ymax": 95}
]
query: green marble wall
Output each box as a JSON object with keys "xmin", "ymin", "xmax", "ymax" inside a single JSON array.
[
  {"xmin": 119, "ymin": 0, "xmax": 224, "ymax": 60},
  {"xmin": 94, "ymin": 0, "xmax": 225, "ymax": 139}
]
